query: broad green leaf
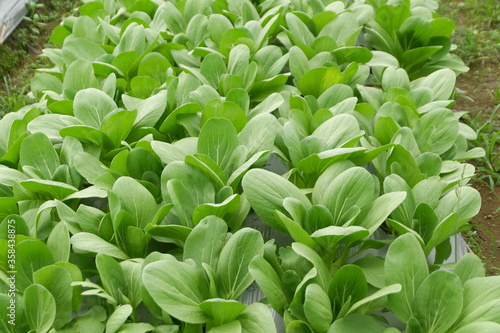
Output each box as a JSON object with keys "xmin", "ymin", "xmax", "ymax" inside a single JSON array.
[
  {"xmin": 345, "ymin": 284, "xmax": 402, "ymax": 315},
  {"xmin": 413, "ymin": 270, "xmax": 463, "ymax": 333},
  {"xmin": 249, "ymin": 256, "xmax": 288, "ymax": 315},
  {"xmin": 57, "ymin": 305, "xmax": 106, "ymax": 333},
  {"xmin": 242, "ymin": 169, "xmax": 311, "ymax": 232},
  {"xmin": 185, "ymin": 154, "xmax": 227, "ymax": 189},
  {"xmin": 112, "ymin": 177, "xmax": 157, "ymax": 229},
  {"xmin": 311, "ymin": 226, "xmax": 369, "ymax": 249},
  {"xmin": 33, "ymin": 265, "xmax": 73, "ymax": 329},
  {"xmin": 201, "ymin": 100, "xmax": 247, "ymax": 133},
  {"xmin": 327, "ymin": 314, "xmax": 387, "ymax": 333},
  {"xmin": 74, "ymin": 152, "xmax": 113, "ymax": 188},
  {"xmin": 20, "ymin": 132, "xmax": 59, "ymax": 180},
  {"xmin": 101, "ymin": 110, "xmax": 137, "ymax": 148},
  {"xmin": 413, "ymin": 108, "xmax": 458, "ymax": 155},
  {"xmin": 159, "ymin": 103, "xmax": 202, "ymax": 134},
  {"xmin": 357, "ymin": 192, "xmax": 407, "ymax": 233},
  {"xmin": 216, "ymin": 228, "xmax": 264, "ymax": 299},
  {"xmin": 163, "ymin": 2, "xmax": 186, "ymax": 34},
  {"xmin": 184, "ymin": 216, "xmax": 227, "ymax": 268},
  {"xmin": 143, "ymin": 258, "xmax": 210, "ymax": 324},
  {"xmin": 319, "ymin": 167, "xmax": 375, "ymax": 225},
  {"xmin": 304, "ymin": 283, "xmax": 332, "ymax": 332},
  {"xmin": 96, "ymin": 253, "xmax": 127, "ymax": 305},
  {"xmin": 73, "ymin": 88, "xmax": 117, "ymax": 128},
  {"xmin": 152, "ymin": 138, "xmax": 198, "ymax": 164},
  {"xmin": 71, "ymin": 232, "xmax": 129, "ymax": 260},
  {"xmin": 238, "ymin": 302, "xmax": 277, "ymax": 333},
  {"xmin": 16, "ymin": 239, "xmax": 55, "ymax": 292},
  {"xmin": 201, "ymin": 53, "xmax": 227, "ymax": 88},
  {"xmin": 299, "ymin": 67, "xmax": 343, "ymax": 97},
  {"xmin": 453, "ymin": 253, "xmax": 485, "ymax": 284},
  {"xmin": 292, "ymin": 242, "xmax": 330, "ymax": 291},
  {"xmin": 24, "ymin": 284, "xmax": 56, "ymax": 333},
  {"xmin": 60, "ymin": 125, "xmax": 105, "ymax": 146},
  {"xmin": 454, "ymin": 322, "xmax": 500, "ymax": 333},
  {"xmin": 329, "ymin": 265, "xmax": 367, "ymax": 315},
  {"xmin": 385, "ymin": 233, "xmax": 429, "ymax": 322},
  {"xmin": 21, "ymin": 179, "xmax": 78, "ymax": 200},
  {"xmin": 198, "ymin": 118, "xmax": 239, "ymax": 175},
  {"xmin": 63, "ymin": 59, "xmax": 98, "ymax": 99},
  {"xmin": 199, "ymin": 299, "xmax": 246, "ymax": 326},
  {"xmin": 435, "ymin": 186, "xmax": 481, "ymax": 224},
  {"xmin": 412, "ymin": 69, "xmax": 456, "ymax": 101},
  {"xmin": 457, "ymin": 277, "xmax": 500, "ymax": 328},
  {"xmin": 207, "ymin": 321, "xmax": 242, "ymax": 333},
  {"xmin": 238, "ymin": 114, "xmax": 280, "ymax": 157},
  {"xmin": 133, "ymin": 91, "xmax": 168, "ymax": 128},
  {"xmin": 47, "ymin": 222, "xmax": 70, "ymax": 262},
  {"xmin": 138, "ymin": 52, "xmax": 171, "ymax": 82},
  {"xmin": 192, "ymin": 194, "xmax": 240, "ymax": 225}
]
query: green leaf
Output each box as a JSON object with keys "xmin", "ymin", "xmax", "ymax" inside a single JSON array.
[
  {"xmin": 24, "ymin": 284, "xmax": 57, "ymax": 333},
  {"xmin": 242, "ymin": 169, "xmax": 311, "ymax": 233},
  {"xmin": 454, "ymin": 322, "xmax": 500, "ymax": 333},
  {"xmin": 385, "ymin": 233, "xmax": 429, "ymax": 322},
  {"xmin": 311, "ymin": 226, "xmax": 369, "ymax": 249},
  {"xmin": 20, "ymin": 132, "xmax": 59, "ymax": 180},
  {"xmin": 60, "ymin": 125, "xmax": 105, "ymax": 146},
  {"xmin": 357, "ymin": 192, "xmax": 407, "ymax": 234},
  {"xmin": 413, "ymin": 270, "xmax": 463, "ymax": 333},
  {"xmin": 292, "ymin": 242, "xmax": 330, "ymax": 291},
  {"xmin": 74, "ymin": 152, "xmax": 114, "ymax": 188},
  {"xmin": 456, "ymin": 277, "xmax": 500, "ymax": 328},
  {"xmin": 413, "ymin": 108, "xmax": 458, "ymax": 155},
  {"xmin": 101, "ymin": 110, "xmax": 137, "ymax": 148},
  {"xmin": 160, "ymin": 103, "xmax": 202, "ymax": 134},
  {"xmin": 96, "ymin": 253, "xmax": 128, "ymax": 304},
  {"xmin": 21, "ymin": 179, "xmax": 79, "ymax": 200},
  {"xmin": 207, "ymin": 321, "xmax": 242, "ymax": 333},
  {"xmin": 143, "ymin": 257, "xmax": 210, "ymax": 324},
  {"xmin": 201, "ymin": 100, "xmax": 247, "ymax": 133},
  {"xmin": 199, "ymin": 299, "xmax": 246, "ymax": 326},
  {"xmin": 412, "ymin": 69, "xmax": 456, "ymax": 101},
  {"xmin": 327, "ymin": 314, "xmax": 387, "ymax": 333},
  {"xmin": 33, "ymin": 265, "xmax": 73, "ymax": 329},
  {"xmin": 16, "ymin": 239, "xmax": 55, "ymax": 292},
  {"xmin": 249, "ymin": 256, "xmax": 288, "ymax": 315},
  {"xmin": 304, "ymin": 283, "xmax": 332, "ymax": 332},
  {"xmin": 198, "ymin": 118, "xmax": 239, "ymax": 175},
  {"xmin": 71, "ymin": 232, "xmax": 129, "ymax": 260},
  {"xmin": 63, "ymin": 59, "xmax": 98, "ymax": 99},
  {"xmin": 216, "ymin": 228, "xmax": 264, "ymax": 299},
  {"xmin": 238, "ymin": 302, "xmax": 277, "ymax": 333},
  {"xmin": 133, "ymin": 91, "xmax": 168, "ymax": 128},
  {"xmin": 47, "ymin": 222, "xmax": 70, "ymax": 262},
  {"xmin": 192, "ymin": 194, "xmax": 240, "ymax": 225},
  {"xmin": 453, "ymin": 253, "xmax": 485, "ymax": 284},
  {"xmin": 318, "ymin": 167, "xmax": 375, "ymax": 225},
  {"xmin": 163, "ymin": 2, "xmax": 186, "ymax": 34},
  {"xmin": 112, "ymin": 177, "xmax": 157, "ymax": 229},
  {"xmin": 201, "ymin": 53, "xmax": 226, "ymax": 88},
  {"xmin": 299, "ymin": 67, "xmax": 343, "ymax": 97},
  {"xmin": 329, "ymin": 265, "xmax": 367, "ymax": 315},
  {"xmin": 238, "ymin": 114, "xmax": 280, "ymax": 157},
  {"xmin": 73, "ymin": 88, "xmax": 117, "ymax": 128},
  {"xmin": 345, "ymin": 284, "xmax": 402, "ymax": 315},
  {"xmin": 184, "ymin": 216, "xmax": 227, "ymax": 268},
  {"xmin": 185, "ymin": 154, "xmax": 227, "ymax": 190}
]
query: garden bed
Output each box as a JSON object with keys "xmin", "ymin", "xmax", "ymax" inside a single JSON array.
[{"xmin": 0, "ymin": 0, "xmax": 499, "ymax": 332}]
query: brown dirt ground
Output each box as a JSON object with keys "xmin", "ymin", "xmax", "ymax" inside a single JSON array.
[{"xmin": 454, "ymin": 61, "xmax": 500, "ymax": 275}]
